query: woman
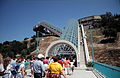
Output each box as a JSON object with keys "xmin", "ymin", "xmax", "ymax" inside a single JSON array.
[
  {"xmin": 3, "ymin": 57, "xmax": 13, "ymax": 78},
  {"xmin": 0, "ymin": 54, "xmax": 4, "ymax": 74},
  {"xmin": 47, "ymin": 56, "xmax": 67, "ymax": 78},
  {"xmin": 16, "ymin": 58, "xmax": 26, "ymax": 78}
]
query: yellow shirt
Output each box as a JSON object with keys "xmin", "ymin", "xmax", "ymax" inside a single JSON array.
[{"xmin": 48, "ymin": 62, "xmax": 63, "ymax": 74}]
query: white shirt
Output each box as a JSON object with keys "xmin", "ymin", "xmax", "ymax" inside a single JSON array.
[
  {"xmin": 0, "ymin": 63, "xmax": 4, "ymax": 72},
  {"xmin": 18, "ymin": 64, "xmax": 25, "ymax": 72}
]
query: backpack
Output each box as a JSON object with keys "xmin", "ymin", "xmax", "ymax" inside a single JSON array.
[{"xmin": 11, "ymin": 63, "xmax": 20, "ymax": 75}]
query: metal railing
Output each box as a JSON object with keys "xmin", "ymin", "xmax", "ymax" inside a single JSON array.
[{"xmin": 93, "ymin": 62, "xmax": 120, "ymax": 78}]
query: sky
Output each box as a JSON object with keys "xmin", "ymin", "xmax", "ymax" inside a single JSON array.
[{"xmin": 0, "ymin": 0, "xmax": 120, "ymax": 43}]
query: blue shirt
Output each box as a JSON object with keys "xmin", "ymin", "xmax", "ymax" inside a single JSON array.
[{"xmin": 33, "ymin": 60, "xmax": 45, "ymax": 73}]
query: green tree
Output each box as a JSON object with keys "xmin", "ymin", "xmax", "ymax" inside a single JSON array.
[
  {"xmin": 100, "ymin": 12, "xmax": 119, "ymax": 38},
  {"xmin": 21, "ymin": 49, "xmax": 28, "ymax": 57},
  {"xmin": 24, "ymin": 38, "xmax": 29, "ymax": 40}
]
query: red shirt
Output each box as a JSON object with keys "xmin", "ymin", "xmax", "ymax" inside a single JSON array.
[
  {"xmin": 64, "ymin": 60, "xmax": 70, "ymax": 67},
  {"xmin": 57, "ymin": 60, "xmax": 63, "ymax": 67}
]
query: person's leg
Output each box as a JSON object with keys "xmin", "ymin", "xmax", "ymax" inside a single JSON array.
[
  {"xmin": 72, "ymin": 66, "xmax": 74, "ymax": 72},
  {"xmin": 34, "ymin": 73, "xmax": 42, "ymax": 78},
  {"xmin": 67, "ymin": 67, "xmax": 71, "ymax": 75},
  {"xmin": 51, "ymin": 74, "xmax": 61, "ymax": 78},
  {"xmin": 34, "ymin": 73, "xmax": 38, "ymax": 78},
  {"xmin": 67, "ymin": 67, "xmax": 69, "ymax": 75},
  {"xmin": 64, "ymin": 67, "xmax": 67, "ymax": 75}
]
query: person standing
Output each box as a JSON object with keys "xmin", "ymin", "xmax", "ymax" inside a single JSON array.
[
  {"xmin": 3, "ymin": 58, "xmax": 13, "ymax": 78},
  {"xmin": 33, "ymin": 54, "xmax": 45, "ymax": 78},
  {"xmin": 0, "ymin": 54, "xmax": 4, "ymax": 75},
  {"xmin": 43, "ymin": 57, "xmax": 49, "ymax": 71},
  {"xmin": 16, "ymin": 58, "xmax": 26, "ymax": 78},
  {"xmin": 57, "ymin": 57, "xmax": 63, "ymax": 67},
  {"xmin": 70, "ymin": 59, "xmax": 75, "ymax": 74},
  {"xmin": 63, "ymin": 57, "xmax": 70, "ymax": 75},
  {"xmin": 47, "ymin": 56, "xmax": 67, "ymax": 78}
]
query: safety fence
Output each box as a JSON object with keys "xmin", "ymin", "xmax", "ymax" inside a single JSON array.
[{"xmin": 92, "ymin": 62, "xmax": 120, "ymax": 78}]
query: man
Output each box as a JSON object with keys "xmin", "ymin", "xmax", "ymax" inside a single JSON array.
[{"xmin": 33, "ymin": 54, "xmax": 45, "ymax": 78}]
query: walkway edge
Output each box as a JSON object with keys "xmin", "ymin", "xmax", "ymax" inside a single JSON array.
[{"xmin": 92, "ymin": 69, "xmax": 106, "ymax": 78}]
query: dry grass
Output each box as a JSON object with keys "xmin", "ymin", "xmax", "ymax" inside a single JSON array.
[{"xmin": 87, "ymin": 31, "xmax": 120, "ymax": 67}]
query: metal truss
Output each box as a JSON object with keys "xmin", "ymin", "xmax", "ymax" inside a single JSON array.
[
  {"xmin": 60, "ymin": 19, "xmax": 78, "ymax": 47},
  {"xmin": 34, "ymin": 19, "xmax": 79, "ymax": 58},
  {"xmin": 48, "ymin": 43, "xmax": 76, "ymax": 57},
  {"xmin": 33, "ymin": 21, "xmax": 62, "ymax": 37},
  {"xmin": 39, "ymin": 21, "xmax": 63, "ymax": 36}
]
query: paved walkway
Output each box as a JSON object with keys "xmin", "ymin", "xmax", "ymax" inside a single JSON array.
[
  {"xmin": 66, "ymin": 68, "xmax": 97, "ymax": 78},
  {"xmin": 25, "ymin": 67, "xmax": 97, "ymax": 78}
]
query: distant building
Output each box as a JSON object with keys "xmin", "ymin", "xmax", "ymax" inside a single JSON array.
[
  {"xmin": 78, "ymin": 14, "xmax": 105, "ymax": 30},
  {"xmin": 33, "ymin": 21, "xmax": 62, "ymax": 37}
]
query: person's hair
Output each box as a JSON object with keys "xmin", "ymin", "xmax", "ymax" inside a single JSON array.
[
  {"xmin": 37, "ymin": 57, "xmax": 44, "ymax": 61},
  {"xmin": 3, "ymin": 58, "xmax": 11, "ymax": 70},
  {"xmin": 0, "ymin": 54, "xmax": 3, "ymax": 64},
  {"xmin": 52, "ymin": 56, "xmax": 59, "ymax": 62},
  {"xmin": 37, "ymin": 57, "xmax": 41, "ymax": 60},
  {"xmin": 66, "ymin": 57, "xmax": 69, "ymax": 60},
  {"xmin": 46, "ymin": 57, "xmax": 49, "ymax": 59},
  {"xmin": 32, "ymin": 57, "xmax": 36, "ymax": 60}
]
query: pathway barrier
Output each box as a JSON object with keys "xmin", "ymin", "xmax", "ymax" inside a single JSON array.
[{"xmin": 93, "ymin": 62, "xmax": 120, "ymax": 78}]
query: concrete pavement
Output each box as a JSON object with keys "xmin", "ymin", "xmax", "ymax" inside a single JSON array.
[
  {"xmin": 66, "ymin": 68, "xmax": 97, "ymax": 78},
  {"xmin": 25, "ymin": 67, "xmax": 97, "ymax": 78}
]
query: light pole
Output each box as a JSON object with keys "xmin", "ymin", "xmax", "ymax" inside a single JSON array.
[
  {"xmin": 33, "ymin": 25, "xmax": 45, "ymax": 57},
  {"xmin": 33, "ymin": 25, "xmax": 40, "ymax": 57},
  {"xmin": 89, "ymin": 25, "xmax": 94, "ymax": 62},
  {"xmin": 36, "ymin": 31, "xmax": 39, "ymax": 57}
]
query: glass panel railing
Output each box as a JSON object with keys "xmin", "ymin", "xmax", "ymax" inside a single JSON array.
[{"xmin": 93, "ymin": 62, "xmax": 120, "ymax": 78}]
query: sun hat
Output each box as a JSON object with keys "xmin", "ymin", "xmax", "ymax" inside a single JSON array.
[{"xmin": 38, "ymin": 54, "xmax": 44, "ymax": 59}]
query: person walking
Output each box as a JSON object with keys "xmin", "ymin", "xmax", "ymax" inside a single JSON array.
[
  {"xmin": 16, "ymin": 58, "xmax": 26, "ymax": 78},
  {"xmin": 63, "ymin": 57, "xmax": 70, "ymax": 75},
  {"xmin": 47, "ymin": 56, "xmax": 67, "ymax": 78},
  {"xmin": 33, "ymin": 54, "xmax": 45, "ymax": 78},
  {"xmin": 43, "ymin": 57, "xmax": 49, "ymax": 71},
  {"xmin": 70, "ymin": 59, "xmax": 75, "ymax": 74},
  {"xmin": 3, "ymin": 58, "xmax": 13, "ymax": 78},
  {"xmin": 0, "ymin": 54, "xmax": 4, "ymax": 77},
  {"xmin": 57, "ymin": 57, "xmax": 63, "ymax": 67}
]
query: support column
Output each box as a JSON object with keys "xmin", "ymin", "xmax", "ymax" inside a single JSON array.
[
  {"xmin": 77, "ymin": 23, "xmax": 80, "ymax": 67},
  {"xmin": 81, "ymin": 24, "xmax": 90, "ymax": 63}
]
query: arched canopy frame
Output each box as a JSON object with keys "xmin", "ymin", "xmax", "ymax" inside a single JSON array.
[{"xmin": 45, "ymin": 40, "xmax": 78, "ymax": 57}]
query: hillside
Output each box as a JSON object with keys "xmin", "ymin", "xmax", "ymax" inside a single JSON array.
[
  {"xmin": 27, "ymin": 30, "xmax": 120, "ymax": 67},
  {"xmin": 87, "ymin": 29, "xmax": 120, "ymax": 67},
  {"xmin": 29, "ymin": 36, "xmax": 59, "ymax": 56}
]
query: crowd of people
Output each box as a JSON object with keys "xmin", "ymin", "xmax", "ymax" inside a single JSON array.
[{"xmin": 0, "ymin": 53, "xmax": 77, "ymax": 78}]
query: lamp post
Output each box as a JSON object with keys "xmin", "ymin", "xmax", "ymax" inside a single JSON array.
[
  {"xmin": 33, "ymin": 25, "xmax": 45, "ymax": 57},
  {"xmin": 89, "ymin": 25, "xmax": 94, "ymax": 62},
  {"xmin": 36, "ymin": 31, "xmax": 39, "ymax": 57},
  {"xmin": 33, "ymin": 25, "xmax": 40, "ymax": 57}
]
